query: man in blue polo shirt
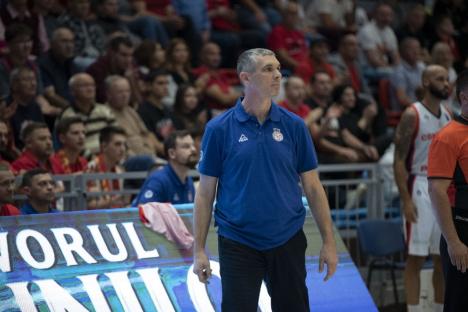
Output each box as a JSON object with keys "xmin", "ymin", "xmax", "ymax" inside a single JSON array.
[
  {"xmin": 133, "ymin": 130, "xmax": 197, "ymax": 205},
  {"xmin": 193, "ymin": 48, "xmax": 338, "ymax": 311},
  {"xmin": 20, "ymin": 168, "xmax": 58, "ymax": 214}
]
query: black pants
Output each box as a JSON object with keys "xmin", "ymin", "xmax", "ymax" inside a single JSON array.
[
  {"xmin": 440, "ymin": 208, "xmax": 468, "ymax": 312},
  {"xmin": 218, "ymin": 230, "xmax": 309, "ymax": 312}
]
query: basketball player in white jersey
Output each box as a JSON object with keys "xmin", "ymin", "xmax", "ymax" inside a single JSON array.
[{"xmin": 394, "ymin": 65, "xmax": 451, "ymax": 312}]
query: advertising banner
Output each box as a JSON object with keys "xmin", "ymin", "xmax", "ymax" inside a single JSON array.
[{"xmin": 0, "ymin": 207, "xmax": 376, "ymax": 311}]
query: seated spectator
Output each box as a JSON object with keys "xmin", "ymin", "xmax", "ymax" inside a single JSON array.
[
  {"xmin": 431, "ymin": 41, "xmax": 457, "ymax": 109},
  {"xmin": 267, "ymin": 1, "xmax": 309, "ymax": 73},
  {"xmin": 95, "ymin": 0, "xmax": 134, "ymax": 37},
  {"xmin": 87, "ymin": 126, "xmax": 128, "ymax": 209},
  {"xmin": 39, "ymin": 27, "xmax": 78, "ymax": 110},
  {"xmin": 32, "ymin": 0, "xmax": 64, "ymax": 38},
  {"xmin": 396, "ymin": 4, "xmax": 430, "ymax": 58},
  {"xmin": 8, "ymin": 67, "xmax": 50, "ymax": 148},
  {"xmin": 0, "ymin": 162, "xmax": 20, "ymax": 216},
  {"xmin": 57, "ymin": 0, "xmax": 106, "ymax": 70},
  {"xmin": 138, "ymin": 69, "xmax": 175, "ymax": 147},
  {"xmin": 0, "ymin": 119, "xmax": 19, "ymax": 163},
  {"xmin": 296, "ymin": 35, "xmax": 337, "ymax": 85},
  {"xmin": 235, "ymin": 0, "xmax": 282, "ymax": 36},
  {"xmin": 193, "ymin": 42, "xmax": 241, "ymax": 115},
  {"xmin": 20, "ymin": 168, "xmax": 57, "ymax": 214},
  {"xmin": 11, "ymin": 122, "xmax": 53, "ymax": 174},
  {"xmin": 172, "ymin": 84, "xmax": 209, "ymax": 134},
  {"xmin": 329, "ymin": 33, "xmax": 370, "ymax": 95},
  {"xmin": 50, "ymin": 117, "xmax": 87, "ymax": 174},
  {"xmin": 58, "ymin": 73, "xmax": 115, "ymax": 158},
  {"xmin": 305, "ymin": 71, "xmax": 333, "ymax": 111},
  {"xmin": 305, "ymin": 0, "xmax": 356, "ymax": 47},
  {"xmin": 166, "ymin": 38, "xmax": 209, "ymax": 94},
  {"xmin": 357, "ymin": 3, "xmax": 400, "ymax": 81},
  {"xmin": 207, "ymin": 0, "xmax": 266, "ymax": 68},
  {"xmin": 133, "ymin": 39, "xmax": 166, "ymax": 74},
  {"xmin": 389, "ymin": 37, "xmax": 425, "ymax": 110},
  {"xmin": 428, "ymin": 15, "xmax": 462, "ymax": 70},
  {"xmin": 105, "ymin": 75, "xmax": 162, "ymax": 157},
  {"xmin": 86, "ymin": 35, "xmax": 141, "ymax": 104},
  {"xmin": 279, "ymin": 76, "xmax": 313, "ymax": 122},
  {"xmin": 0, "ymin": 0, "xmax": 49, "ymax": 55},
  {"xmin": 133, "ymin": 130, "xmax": 196, "ymax": 205}
]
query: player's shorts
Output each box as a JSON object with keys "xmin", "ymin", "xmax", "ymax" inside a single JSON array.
[{"xmin": 403, "ymin": 175, "xmax": 441, "ymax": 256}]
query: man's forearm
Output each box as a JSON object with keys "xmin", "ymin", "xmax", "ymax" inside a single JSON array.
[
  {"xmin": 393, "ymin": 159, "xmax": 412, "ymax": 203},
  {"xmin": 429, "ymin": 181, "xmax": 460, "ymax": 245},
  {"xmin": 193, "ymin": 193, "xmax": 214, "ymax": 252},
  {"xmin": 305, "ymin": 185, "xmax": 334, "ymax": 243}
]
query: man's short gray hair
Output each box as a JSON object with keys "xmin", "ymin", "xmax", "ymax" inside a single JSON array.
[
  {"xmin": 104, "ymin": 75, "xmax": 127, "ymax": 91},
  {"xmin": 237, "ymin": 48, "xmax": 275, "ymax": 74}
]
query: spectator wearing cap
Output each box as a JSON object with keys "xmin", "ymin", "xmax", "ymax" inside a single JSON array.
[
  {"xmin": 0, "ymin": 0, "xmax": 50, "ymax": 56},
  {"xmin": 86, "ymin": 35, "xmax": 141, "ymax": 104},
  {"xmin": 106, "ymin": 75, "xmax": 162, "ymax": 157},
  {"xmin": 0, "ymin": 162, "xmax": 20, "ymax": 216},
  {"xmin": 39, "ymin": 27, "xmax": 78, "ymax": 110},
  {"xmin": 58, "ymin": 73, "xmax": 115, "ymax": 158},
  {"xmin": 57, "ymin": 0, "xmax": 106, "ymax": 70},
  {"xmin": 86, "ymin": 125, "xmax": 129, "ymax": 209},
  {"xmin": 50, "ymin": 117, "xmax": 88, "ymax": 174},
  {"xmin": 20, "ymin": 168, "xmax": 57, "ymax": 214},
  {"xmin": 295, "ymin": 35, "xmax": 337, "ymax": 85},
  {"xmin": 11, "ymin": 122, "xmax": 53, "ymax": 174}
]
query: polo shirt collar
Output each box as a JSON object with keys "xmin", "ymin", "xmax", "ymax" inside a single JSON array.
[
  {"xmin": 234, "ymin": 97, "xmax": 281, "ymax": 123},
  {"xmin": 166, "ymin": 163, "xmax": 184, "ymax": 186}
]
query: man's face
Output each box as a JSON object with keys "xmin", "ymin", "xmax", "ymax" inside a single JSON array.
[
  {"xmin": 150, "ymin": 75, "xmax": 170, "ymax": 98},
  {"xmin": 375, "ymin": 5, "xmax": 394, "ymax": 27},
  {"xmin": 427, "ymin": 68, "xmax": 450, "ymax": 100},
  {"xmin": 108, "ymin": 79, "xmax": 131, "ymax": 109},
  {"xmin": 312, "ymin": 73, "xmax": 332, "ymax": 98},
  {"xmin": 52, "ymin": 28, "xmax": 75, "ymax": 59},
  {"xmin": 72, "ymin": 75, "xmax": 96, "ymax": 103},
  {"xmin": 403, "ymin": 40, "xmax": 421, "ymax": 65},
  {"xmin": 13, "ymin": 69, "xmax": 37, "ymax": 99},
  {"xmin": 100, "ymin": 0, "xmax": 119, "ymax": 18},
  {"xmin": 70, "ymin": 0, "xmax": 91, "ymax": 19},
  {"xmin": 310, "ymin": 42, "xmax": 329, "ymax": 61},
  {"xmin": 247, "ymin": 54, "xmax": 282, "ymax": 97},
  {"xmin": 9, "ymin": 35, "xmax": 33, "ymax": 61},
  {"xmin": 0, "ymin": 122, "xmax": 9, "ymax": 150},
  {"xmin": 27, "ymin": 128, "xmax": 53, "ymax": 158},
  {"xmin": 203, "ymin": 44, "xmax": 221, "ymax": 68},
  {"xmin": 102, "ymin": 134, "xmax": 126, "ymax": 164},
  {"xmin": 11, "ymin": 0, "xmax": 28, "ymax": 13},
  {"xmin": 285, "ymin": 77, "xmax": 305, "ymax": 103},
  {"xmin": 170, "ymin": 135, "xmax": 197, "ymax": 168},
  {"xmin": 112, "ymin": 44, "xmax": 134, "ymax": 72},
  {"xmin": 341, "ymin": 35, "xmax": 359, "ymax": 59},
  {"xmin": 26, "ymin": 173, "xmax": 56, "ymax": 204},
  {"xmin": 61, "ymin": 122, "xmax": 86, "ymax": 152},
  {"xmin": 0, "ymin": 170, "xmax": 15, "ymax": 204}
]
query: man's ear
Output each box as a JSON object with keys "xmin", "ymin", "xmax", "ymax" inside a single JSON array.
[
  {"xmin": 239, "ymin": 72, "xmax": 250, "ymax": 85},
  {"xmin": 168, "ymin": 148, "xmax": 176, "ymax": 160},
  {"xmin": 22, "ymin": 186, "xmax": 31, "ymax": 196}
]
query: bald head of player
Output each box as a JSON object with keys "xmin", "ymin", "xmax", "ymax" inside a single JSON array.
[{"xmin": 421, "ymin": 64, "xmax": 450, "ymax": 101}]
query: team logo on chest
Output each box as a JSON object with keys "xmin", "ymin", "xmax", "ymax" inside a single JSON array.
[{"xmin": 272, "ymin": 128, "xmax": 283, "ymax": 142}]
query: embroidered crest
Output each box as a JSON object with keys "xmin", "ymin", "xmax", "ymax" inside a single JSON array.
[
  {"xmin": 272, "ymin": 128, "xmax": 283, "ymax": 142},
  {"xmin": 144, "ymin": 190, "xmax": 154, "ymax": 199}
]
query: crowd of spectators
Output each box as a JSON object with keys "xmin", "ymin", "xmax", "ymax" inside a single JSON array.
[{"xmin": 0, "ymin": 0, "xmax": 467, "ymax": 215}]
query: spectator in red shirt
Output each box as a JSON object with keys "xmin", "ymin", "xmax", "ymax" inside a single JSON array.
[
  {"xmin": 11, "ymin": 122, "xmax": 53, "ymax": 174},
  {"xmin": 50, "ymin": 116, "xmax": 87, "ymax": 174},
  {"xmin": 0, "ymin": 162, "xmax": 20, "ymax": 216},
  {"xmin": 279, "ymin": 76, "xmax": 312, "ymax": 120},
  {"xmin": 86, "ymin": 35, "xmax": 141, "ymax": 105},
  {"xmin": 87, "ymin": 125, "xmax": 128, "ymax": 209},
  {"xmin": 267, "ymin": 1, "xmax": 309, "ymax": 73}
]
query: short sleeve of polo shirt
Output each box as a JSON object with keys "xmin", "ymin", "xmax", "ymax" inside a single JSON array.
[
  {"xmin": 428, "ymin": 133, "xmax": 457, "ymax": 179},
  {"xmin": 198, "ymin": 125, "xmax": 222, "ymax": 177},
  {"xmin": 136, "ymin": 178, "xmax": 165, "ymax": 205},
  {"xmin": 296, "ymin": 119, "xmax": 318, "ymax": 173}
]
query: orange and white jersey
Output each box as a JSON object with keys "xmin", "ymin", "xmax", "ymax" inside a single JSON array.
[{"xmin": 407, "ymin": 101, "xmax": 451, "ymax": 176}]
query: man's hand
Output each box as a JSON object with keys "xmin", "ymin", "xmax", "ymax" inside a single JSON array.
[
  {"xmin": 319, "ymin": 240, "xmax": 338, "ymax": 281},
  {"xmin": 193, "ymin": 250, "xmax": 212, "ymax": 283},
  {"xmin": 447, "ymin": 240, "xmax": 468, "ymax": 273},
  {"xmin": 402, "ymin": 198, "xmax": 418, "ymax": 223}
]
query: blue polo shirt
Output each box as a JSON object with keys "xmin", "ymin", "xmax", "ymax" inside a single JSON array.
[
  {"xmin": 20, "ymin": 202, "xmax": 58, "ymax": 214},
  {"xmin": 198, "ymin": 98, "xmax": 318, "ymax": 250},
  {"xmin": 133, "ymin": 164, "xmax": 195, "ymax": 206}
]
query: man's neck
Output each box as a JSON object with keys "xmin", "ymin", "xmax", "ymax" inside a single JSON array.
[
  {"xmin": 147, "ymin": 95, "xmax": 164, "ymax": 109},
  {"xmin": 102, "ymin": 153, "xmax": 117, "ymax": 171},
  {"xmin": 310, "ymin": 94, "xmax": 328, "ymax": 109},
  {"xmin": 8, "ymin": 54, "xmax": 27, "ymax": 68},
  {"xmin": 13, "ymin": 95, "xmax": 32, "ymax": 106},
  {"xmin": 170, "ymin": 161, "xmax": 189, "ymax": 183},
  {"xmin": 29, "ymin": 199, "xmax": 50, "ymax": 213},
  {"xmin": 75, "ymin": 100, "xmax": 94, "ymax": 114},
  {"xmin": 51, "ymin": 50, "xmax": 68, "ymax": 64},
  {"xmin": 422, "ymin": 96, "xmax": 442, "ymax": 115},
  {"xmin": 286, "ymin": 98, "xmax": 301, "ymax": 109},
  {"xmin": 62, "ymin": 147, "xmax": 80, "ymax": 163},
  {"xmin": 242, "ymin": 92, "xmax": 271, "ymax": 124}
]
